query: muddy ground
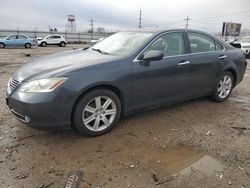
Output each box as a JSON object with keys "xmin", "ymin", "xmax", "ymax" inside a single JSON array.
[{"xmin": 0, "ymin": 45, "xmax": 249, "ymax": 188}]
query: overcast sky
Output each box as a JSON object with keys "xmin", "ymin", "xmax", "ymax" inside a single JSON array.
[{"xmin": 0, "ymin": 0, "xmax": 249, "ymax": 33}]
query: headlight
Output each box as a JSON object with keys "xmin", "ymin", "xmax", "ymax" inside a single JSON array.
[{"xmin": 19, "ymin": 77, "xmax": 67, "ymax": 93}]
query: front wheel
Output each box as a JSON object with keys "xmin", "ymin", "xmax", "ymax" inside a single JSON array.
[
  {"xmin": 211, "ymin": 71, "xmax": 234, "ymax": 102},
  {"xmin": 41, "ymin": 42, "xmax": 47, "ymax": 47},
  {"xmin": 60, "ymin": 42, "xmax": 66, "ymax": 47},
  {"xmin": 0, "ymin": 43, "xmax": 5, "ymax": 48},
  {"xmin": 73, "ymin": 89, "xmax": 121, "ymax": 136}
]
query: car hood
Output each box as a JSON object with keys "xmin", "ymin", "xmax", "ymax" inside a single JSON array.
[{"xmin": 13, "ymin": 49, "xmax": 121, "ymax": 82}]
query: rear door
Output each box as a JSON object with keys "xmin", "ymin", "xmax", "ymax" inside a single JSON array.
[
  {"xmin": 186, "ymin": 32, "xmax": 225, "ymax": 95},
  {"xmin": 16, "ymin": 35, "xmax": 27, "ymax": 46}
]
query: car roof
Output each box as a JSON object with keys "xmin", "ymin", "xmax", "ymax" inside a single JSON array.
[
  {"xmin": 119, "ymin": 29, "xmax": 218, "ymax": 38},
  {"xmin": 7, "ymin": 34, "xmax": 29, "ymax": 37},
  {"xmin": 46, "ymin": 35, "xmax": 62, "ymax": 37}
]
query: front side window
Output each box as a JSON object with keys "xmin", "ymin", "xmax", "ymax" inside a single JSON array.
[
  {"xmin": 188, "ymin": 32, "xmax": 217, "ymax": 53},
  {"xmin": 143, "ymin": 32, "xmax": 185, "ymax": 57},
  {"xmin": 7, "ymin": 35, "xmax": 17, "ymax": 40}
]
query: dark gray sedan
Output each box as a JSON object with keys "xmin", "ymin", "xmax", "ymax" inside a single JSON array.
[{"xmin": 6, "ymin": 29, "xmax": 247, "ymax": 136}]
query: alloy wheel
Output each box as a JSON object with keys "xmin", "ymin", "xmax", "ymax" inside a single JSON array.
[
  {"xmin": 82, "ymin": 96, "xmax": 117, "ymax": 131},
  {"xmin": 217, "ymin": 75, "xmax": 232, "ymax": 99}
]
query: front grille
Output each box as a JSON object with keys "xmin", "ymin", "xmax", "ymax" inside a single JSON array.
[{"xmin": 9, "ymin": 78, "xmax": 19, "ymax": 92}]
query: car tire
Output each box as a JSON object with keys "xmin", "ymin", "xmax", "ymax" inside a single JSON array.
[
  {"xmin": 60, "ymin": 42, "xmax": 66, "ymax": 47},
  {"xmin": 211, "ymin": 71, "xmax": 234, "ymax": 102},
  {"xmin": 25, "ymin": 43, "xmax": 31, "ymax": 48},
  {"xmin": 73, "ymin": 89, "xmax": 121, "ymax": 136},
  {"xmin": 41, "ymin": 42, "xmax": 47, "ymax": 47},
  {"xmin": 0, "ymin": 42, "xmax": 5, "ymax": 48}
]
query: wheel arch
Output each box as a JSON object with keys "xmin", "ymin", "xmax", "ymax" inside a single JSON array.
[{"xmin": 70, "ymin": 84, "xmax": 124, "ymax": 127}]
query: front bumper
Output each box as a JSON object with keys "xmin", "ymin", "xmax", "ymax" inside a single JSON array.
[{"xmin": 6, "ymin": 90, "xmax": 74, "ymax": 130}]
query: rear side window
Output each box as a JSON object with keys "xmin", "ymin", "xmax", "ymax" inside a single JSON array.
[
  {"xmin": 144, "ymin": 32, "xmax": 185, "ymax": 57},
  {"xmin": 53, "ymin": 36, "xmax": 61, "ymax": 39},
  {"xmin": 188, "ymin": 32, "xmax": 216, "ymax": 53},
  {"xmin": 17, "ymin": 35, "xmax": 27, "ymax": 39}
]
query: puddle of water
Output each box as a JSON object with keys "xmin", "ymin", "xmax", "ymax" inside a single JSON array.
[
  {"xmin": 115, "ymin": 142, "xmax": 223, "ymax": 177},
  {"xmin": 179, "ymin": 155, "xmax": 223, "ymax": 176}
]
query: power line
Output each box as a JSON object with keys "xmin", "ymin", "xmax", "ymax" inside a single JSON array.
[
  {"xmin": 139, "ymin": 10, "xmax": 142, "ymax": 28},
  {"xmin": 193, "ymin": 9, "xmax": 250, "ymax": 21},
  {"xmin": 184, "ymin": 16, "xmax": 190, "ymax": 29}
]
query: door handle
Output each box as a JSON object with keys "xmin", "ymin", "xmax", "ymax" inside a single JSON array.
[
  {"xmin": 178, "ymin": 60, "xmax": 190, "ymax": 66},
  {"xmin": 219, "ymin": 55, "xmax": 227, "ymax": 60}
]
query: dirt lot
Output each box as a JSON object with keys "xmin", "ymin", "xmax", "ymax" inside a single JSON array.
[{"xmin": 0, "ymin": 45, "xmax": 250, "ymax": 188}]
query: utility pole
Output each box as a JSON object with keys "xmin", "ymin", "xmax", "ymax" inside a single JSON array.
[
  {"xmin": 89, "ymin": 18, "xmax": 94, "ymax": 41},
  {"xmin": 184, "ymin": 16, "xmax": 190, "ymax": 29},
  {"xmin": 139, "ymin": 10, "xmax": 142, "ymax": 28}
]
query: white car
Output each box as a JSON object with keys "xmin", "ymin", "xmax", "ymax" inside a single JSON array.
[
  {"xmin": 240, "ymin": 37, "xmax": 250, "ymax": 58},
  {"xmin": 37, "ymin": 35, "xmax": 67, "ymax": 47}
]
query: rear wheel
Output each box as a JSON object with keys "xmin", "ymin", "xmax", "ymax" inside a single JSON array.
[
  {"xmin": 73, "ymin": 89, "xmax": 121, "ymax": 136},
  {"xmin": 0, "ymin": 43, "xmax": 5, "ymax": 48},
  {"xmin": 25, "ymin": 43, "xmax": 31, "ymax": 48},
  {"xmin": 41, "ymin": 42, "xmax": 47, "ymax": 47},
  {"xmin": 211, "ymin": 71, "xmax": 234, "ymax": 102},
  {"xmin": 60, "ymin": 42, "xmax": 66, "ymax": 47}
]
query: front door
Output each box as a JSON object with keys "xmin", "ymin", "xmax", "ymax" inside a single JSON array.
[{"xmin": 132, "ymin": 32, "xmax": 191, "ymax": 110}]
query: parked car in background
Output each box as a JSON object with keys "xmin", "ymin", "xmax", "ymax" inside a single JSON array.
[
  {"xmin": 37, "ymin": 35, "xmax": 67, "ymax": 47},
  {"xmin": 0, "ymin": 34, "xmax": 36, "ymax": 48},
  {"xmin": 240, "ymin": 37, "xmax": 250, "ymax": 58},
  {"xmin": 6, "ymin": 29, "xmax": 247, "ymax": 136}
]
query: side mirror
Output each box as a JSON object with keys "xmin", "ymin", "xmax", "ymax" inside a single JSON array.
[{"xmin": 143, "ymin": 50, "xmax": 164, "ymax": 62}]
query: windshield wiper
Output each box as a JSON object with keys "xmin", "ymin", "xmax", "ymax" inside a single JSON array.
[
  {"xmin": 82, "ymin": 47, "xmax": 89, "ymax": 50},
  {"xmin": 91, "ymin": 48, "xmax": 109, "ymax": 55}
]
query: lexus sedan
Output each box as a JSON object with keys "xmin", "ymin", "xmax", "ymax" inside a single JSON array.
[
  {"xmin": 6, "ymin": 29, "xmax": 247, "ymax": 136},
  {"xmin": 0, "ymin": 34, "xmax": 36, "ymax": 48}
]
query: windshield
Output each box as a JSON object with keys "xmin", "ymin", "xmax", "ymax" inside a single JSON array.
[{"xmin": 91, "ymin": 32, "xmax": 153, "ymax": 56}]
